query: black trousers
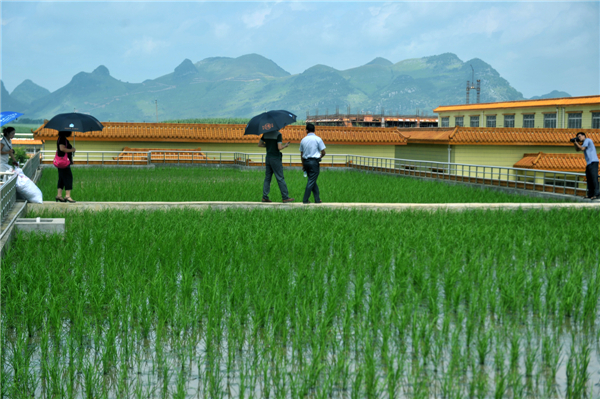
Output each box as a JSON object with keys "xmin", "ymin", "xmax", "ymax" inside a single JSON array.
[
  {"xmin": 57, "ymin": 167, "xmax": 73, "ymax": 191},
  {"xmin": 585, "ymin": 162, "xmax": 599, "ymax": 198},
  {"xmin": 303, "ymin": 158, "xmax": 321, "ymax": 203}
]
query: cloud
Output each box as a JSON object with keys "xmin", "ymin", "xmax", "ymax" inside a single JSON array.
[
  {"xmin": 124, "ymin": 37, "xmax": 168, "ymax": 57},
  {"xmin": 213, "ymin": 23, "xmax": 230, "ymax": 38},
  {"xmin": 242, "ymin": 6, "xmax": 272, "ymax": 28}
]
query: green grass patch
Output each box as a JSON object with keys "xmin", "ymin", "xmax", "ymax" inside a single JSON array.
[
  {"xmin": 2, "ymin": 208, "xmax": 599, "ymax": 397},
  {"xmin": 5, "ymin": 123, "xmax": 41, "ymax": 133},
  {"xmin": 38, "ymin": 166, "xmax": 569, "ymax": 203}
]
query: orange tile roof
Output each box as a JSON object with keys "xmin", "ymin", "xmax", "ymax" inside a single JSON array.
[
  {"xmin": 13, "ymin": 139, "xmax": 43, "ymax": 145},
  {"xmin": 433, "ymin": 95, "xmax": 600, "ymax": 113},
  {"xmin": 33, "ymin": 122, "xmax": 407, "ymax": 145},
  {"xmin": 513, "ymin": 152, "xmax": 592, "ymax": 172},
  {"xmin": 398, "ymin": 127, "xmax": 600, "ymax": 146},
  {"xmin": 115, "ymin": 147, "xmax": 207, "ymax": 161}
]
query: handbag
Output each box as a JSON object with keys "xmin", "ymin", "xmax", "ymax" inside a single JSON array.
[{"xmin": 53, "ymin": 152, "xmax": 70, "ymax": 169}]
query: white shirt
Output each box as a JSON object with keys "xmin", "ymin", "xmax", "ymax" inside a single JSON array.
[
  {"xmin": 1, "ymin": 136, "xmax": 12, "ymax": 166},
  {"xmin": 299, "ymin": 133, "xmax": 326, "ymax": 159}
]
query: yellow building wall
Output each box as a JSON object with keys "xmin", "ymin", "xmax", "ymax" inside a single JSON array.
[
  {"xmin": 452, "ymin": 145, "xmax": 575, "ymax": 167},
  {"xmin": 438, "ymin": 104, "xmax": 598, "ymax": 129},
  {"xmin": 42, "ymin": 140, "xmax": 396, "ymax": 160},
  {"xmin": 395, "ymin": 144, "xmax": 453, "ymax": 163}
]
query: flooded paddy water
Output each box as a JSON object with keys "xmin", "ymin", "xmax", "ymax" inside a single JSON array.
[{"xmin": 2, "ymin": 207, "xmax": 599, "ymax": 398}]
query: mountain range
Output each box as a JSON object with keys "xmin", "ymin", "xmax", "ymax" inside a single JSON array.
[{"xmin": 1, "ymin": 53, "xmax": 570, "ymax": 122}]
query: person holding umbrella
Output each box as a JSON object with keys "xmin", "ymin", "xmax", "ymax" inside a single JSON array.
[
  {"xmin": 1, "ymin": 127, "xmax": 18, "ymax": 172},
  {"xmin": 44, "ymin": 112, "xmax": 104, "ymax": 203},
  {"xmin": 56, "ymin": 131, "xmax": 76, "ymax": 203},
  {"xmin": 258, "ymin": 131, "xmax": 294, "ymax": 203},
  {"xmin": 245, "ymin": 110, "xmax": 297, "ymax": 203}
]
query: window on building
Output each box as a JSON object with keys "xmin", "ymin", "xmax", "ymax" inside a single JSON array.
[
  {"xmin": 523, "ymin": 114, "xmax": 535, "ymax": 128},
  {"xmin": 470, "ymin": 116, "xmax": 479, "ymax": 127},
  {"xmin": 544, "ymin": 114, "xmax": 557, "ymax": 128},
  {"xmin": 504, "ymin": 115, "xmax": 515, "ymax": 128},
  {"xmin": 568, "ymin": 113, "xmax": 582, "ymax": 129},
  {"xmin": 593, "ymin": 112, "xmax": 600, "ymax": 129},
  {"xmin": 486, "ymin": 115, "xmax": 496, "ymax": 127},
  {"xmin": 455, "ymin": 117, "xmax": 464, "ymax": 127},
  {"xmin": 441, "ymin": 117, "xmax": 449, "ymax": 127}
]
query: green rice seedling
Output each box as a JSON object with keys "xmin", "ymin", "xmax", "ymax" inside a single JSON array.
[
  {"xmin": 6, "ymin": 207, "xmax": 600, "ymax": 398},
  {"xmin": 476, "ymin": 328, "xmax": 493, "ymax": 367},
  {"xmin": 494, "ymin": 367, "xmax": 508, "ymax": 399},
  {"xmin": 37, "ymin": 166, "xmax": 570, "ymax": 204}
]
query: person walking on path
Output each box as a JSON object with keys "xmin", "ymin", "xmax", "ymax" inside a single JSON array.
[
  {"xmin": 573, "ymin": 131, "xmax": 599, "ymax": 200},
  {"xmin": 300, "ymin": 123, "xmax": 326, "ymax": 204},
  {"xmin": 56, "ymin": 131, "xmax": 77, "ymax": 203},
  {"xmin": 1, "ymin": 127, "xmax": 18, "ymax": 172},
  {"xmin": 258, "ymin": 131, "xmax": 295, "ymax": 203}
]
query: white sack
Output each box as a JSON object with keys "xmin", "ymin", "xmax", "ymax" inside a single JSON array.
[{"xmin": 14, "ymin": 168, "xmax": 43, "ymax": 203}]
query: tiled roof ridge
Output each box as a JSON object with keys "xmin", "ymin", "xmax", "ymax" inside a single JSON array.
[
  {"xmin": 434, "ymin": 94, "xmax": 600, "ymax": 112},
  {"xmin": 33, "ymin": 122, "xmax": 407, "ymax": 145},
  {"xmin": 122, "ymin": 146, "xmax": 203, "ymax": 151},
  {"xmin": 514, "ymin": 151, "xmax": 594, "ymax": 172}
]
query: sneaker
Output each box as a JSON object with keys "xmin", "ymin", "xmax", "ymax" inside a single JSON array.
[
  {"xmin": 282, "ymin": 198, "xmax": 295, "ymax": 203},
  {"xmin": 262, "ymin": 197, "xmax": 272, "ymax": 203}
]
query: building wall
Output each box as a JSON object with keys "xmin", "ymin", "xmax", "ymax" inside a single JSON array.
[
  {"xmin": 453, "ymin": 145, "xmax": 576, "ymax": 167},
  {"xmin": 42, "ymin": 140, "xmax": 396, "ymax": 160},
  {"xmin": 395, "ymin": 144, "xmax": 452, "ymax": 164},
  {"xmin": 438, "ymin": 104, "xmax": 599, "ymax": 129}
]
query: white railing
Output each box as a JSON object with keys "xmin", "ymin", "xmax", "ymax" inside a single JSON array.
[
  {"xmin": 22, "ymin": 151, "xmax": 41, "ymax": 180},
  {"xmin": 345, "ymin": 155, "xmax": 587, "ymax": 197},
  {"xmin": 0, "ymin": 172, "xmax": 17, "ymax": 225},
  {"xmin": 39, "ymin": 150, "xmax": 588, "ymax": 197},
  {"xmin": 1, "ymin": 152, "xmax": 42, "ymax": 227}
]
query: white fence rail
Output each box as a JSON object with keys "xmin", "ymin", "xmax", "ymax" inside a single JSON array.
[
  {"xmin": 39, "ymin": 150, "xmax": 588, "ymax": 197},
  {"xmin": 0, "ymin": 152, "xmax": 41, "ymax": 227}
]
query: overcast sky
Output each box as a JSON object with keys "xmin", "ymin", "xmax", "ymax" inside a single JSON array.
[{"xmin": 1, "ymin": 1, "xmax": 598, "ymax": 98}]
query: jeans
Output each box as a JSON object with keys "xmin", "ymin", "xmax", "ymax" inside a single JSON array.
[
  {"xmin": 263, "ymin": 155, "xmax": 290, "ymax": 200},
  {"xmin": 585, "ymin": 162, "xmax": 599, "ymax": 198},
  {"xmin": 302, "ymin": 158, "xmax": 321, "ymax": 203}
]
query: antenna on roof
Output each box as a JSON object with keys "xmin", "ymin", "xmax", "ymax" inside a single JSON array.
[{"xmin": 466, "ymin": 65, "xmax": 481, "ymax": 104}]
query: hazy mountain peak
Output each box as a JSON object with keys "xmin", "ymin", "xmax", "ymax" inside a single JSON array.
[
  {"xmin": 530, "ymin": 90, "xmax": 571, "ymax": 100},
  {"xmin": 174, "ymin": 59, "xmax": 198, "ymax": 79},
  {"xmin": 303, "ymin": 64, "xmax": 339, "ymax": 74},
  {"xmin": 11, "ymin": 79, "xmax": 50, "ymax": 105},
  {"xmin": 92, "ymin": 65, "xmax": 110, "ymax": 77},
  {"xmin": 424, "ymin": 53, "xmax": 463, "ymax": 69},
  {"xmin": 0, "ymin": 80, "xmax": 28, "ymax": 113},
  {"xmin": 366, "ymin": 57, "xmax": 393, "ymax": 66}
]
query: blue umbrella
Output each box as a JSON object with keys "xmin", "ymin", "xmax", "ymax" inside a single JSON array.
[{"xmin": 0, "ymin": 111, "xmax": 23, "ymax": 127}]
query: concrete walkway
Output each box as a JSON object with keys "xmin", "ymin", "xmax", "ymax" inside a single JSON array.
[{"xmin": 28, "ymin": 201, "xmax": 600, "ymax": 213}]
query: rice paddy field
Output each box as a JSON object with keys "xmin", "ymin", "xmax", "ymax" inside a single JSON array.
[
  {"xmin": 3, "ymin": 207, "xmax": 600, "ymax": 398},
  {"xmin": 37, "ymin": 167, "xmax": 570, "ymax": 203}
]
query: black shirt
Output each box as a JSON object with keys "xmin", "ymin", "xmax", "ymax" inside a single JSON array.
[
  {"xmin": 57, "ymin": 136, "xmax": 73, "ymax": 164},
  {"xmin": 262, "ymin": 132, "xmax": 282, "ymax": 157}
]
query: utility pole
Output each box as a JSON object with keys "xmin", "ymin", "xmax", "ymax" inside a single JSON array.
[{"xmin": 155, "ymin": 100, "xmax": 158, "ymax": 123}]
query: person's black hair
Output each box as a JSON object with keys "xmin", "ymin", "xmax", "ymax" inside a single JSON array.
[
  {"xmin": 58, "ymin": 131, "xmax": 72, "ymax": 138},
  {"xmin": 2, "ymin": 126, "xmax": 15, "ymax": 137},
  {"xmin": 577, "ymin": 132, "xmax": 586, "ymax": 138},
  {"xmin": 306, "ymin": 123, "xmax": 315, "ymax": 133}
]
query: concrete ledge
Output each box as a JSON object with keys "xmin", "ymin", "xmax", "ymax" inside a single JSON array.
[
  {"xmin": 27, "ymin": 201, "xmax": 600, "ymax": 214},
  {"xmin": 15, "ymin": 217, "xmax": 65, "ymax": 234},
  {"xmin": 0, "ymin": 201, "xmax": 28, "ymax": 257}
]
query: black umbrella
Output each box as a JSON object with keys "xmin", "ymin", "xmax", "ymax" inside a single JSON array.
[
  {"xmin": 244, "ymin": 110, "xmax": 297, "ymax": 139},
  {"xmin": 44, "ymin": 112, "xmax": 104, "ymax": 132}
]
